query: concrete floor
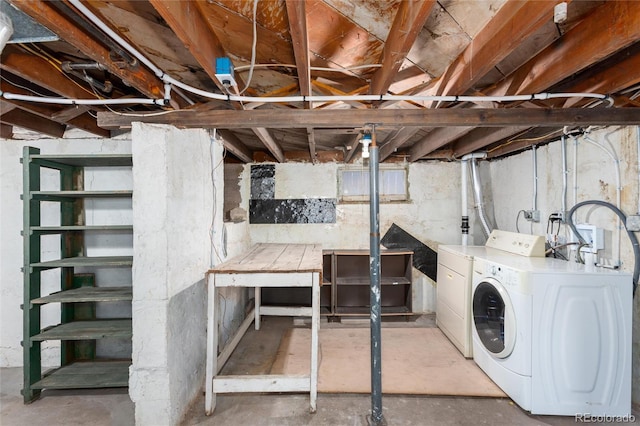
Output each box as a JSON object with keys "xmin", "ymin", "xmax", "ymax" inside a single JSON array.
[{"xmin": 2, "ymin": 316, "xmax": 638, "ymax": 425}]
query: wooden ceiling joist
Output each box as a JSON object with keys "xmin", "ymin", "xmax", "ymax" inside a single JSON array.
[
  {"xmin": 252, "ymin": 127, "xmax": 285, "ymax": 163},
  {"xmin": 369, "ymin": 0, "xmax": 436, "ymax": 95},
  {"xmin": 493, "ymin": 1, "xmax": 640, "ymax": 97},
  {"xmin": 216, "ymin": 129, "xmax": 253, "ymax": 163},
  {"xmin": 451, "ymin": 127, "xmax": 531, "ymax": 158},
  {"xmin": 99, "ymin": 108, "xmax": 640, "ymax": 130},
  {"xmin": 285, "ymin": 0, "xmax": 311, "ymax": 101},
  {"xmin": 434, "ymin": 0, "xmax": 561, "ymax": 98},
  {"xmin": 379, "ymin": 127, "xmax": 420, "ymax": 161},
  {"xmin": 9, "ymin": 0, "xmax": 166, "ymax": 100},
  {"xmin": 409, "ymin": 127, "xmax": 474, "ymax": 162},
  {"xmin": 1, "ymin": 107, "xmax": 66, "ymax": 138}
]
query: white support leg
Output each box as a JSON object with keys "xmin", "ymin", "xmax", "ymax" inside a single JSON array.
[
  {"xmin": 255, "ymin": 286, "xmax": 261, "ymax": 330},
  {"xmin": 205, "ymin": 274, "xmax": 219, "ymax": 415},
  {"xmin": 310, "ymin": 272, "xmax": 320, "ymax": 413}
]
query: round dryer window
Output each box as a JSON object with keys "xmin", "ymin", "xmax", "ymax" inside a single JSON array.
[{"xmin": 473, "ymin": 279, "xmax": 516, "ymax": 358}]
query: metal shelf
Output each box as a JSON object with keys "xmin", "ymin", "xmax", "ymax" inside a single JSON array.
[
  {"xmin": 32, "ymin": 287, "xmax": 132, "ymax": 304},
  {"xmin": 32, "ymin": 360, "xmax": 131, "ymax": 390},
  {"xmin": 30, "ymin": 154, "xmax": 133, "ymax": 168},
  {"xmin": 31, "ymin": 256, "xmax": 133, "ymax": 269},
  {"xmin": 32, "ymin": 319, "xmax": 132, "ymax": 341}
]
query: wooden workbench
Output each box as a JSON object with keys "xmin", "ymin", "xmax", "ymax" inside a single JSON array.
[{"xmin": 204, "ymin": 243, "xmax": 322, "ymax": 415}]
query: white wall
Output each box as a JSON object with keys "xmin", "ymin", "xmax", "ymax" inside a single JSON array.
[
  {"xmin": 0, "ymin": 136, "xmax": 132, "ymax": 368},
  {"xmin": 239, "ymin": 160, "xmax": 465, "ymax": 313},
  {"xmin": 486, "ymin": 126, "xmax": 640, "ymax": 408}
]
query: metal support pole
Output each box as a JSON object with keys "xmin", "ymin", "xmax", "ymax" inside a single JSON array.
[{"xmin": 367, "ymin": 130, "xmax": 386, "ymax": 426}]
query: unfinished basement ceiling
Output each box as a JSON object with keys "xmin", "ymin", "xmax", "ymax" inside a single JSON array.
[{"xmin": 1, "ymin": 0, "xmax": 640, "ymax": 163}]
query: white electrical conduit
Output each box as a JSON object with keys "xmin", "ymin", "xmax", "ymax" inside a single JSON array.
[
  {"xmin": 532, "ymin": 145, "xmax": 538, "ymax": 214},
  {"xmin": 582, "ymin": 133, "xmax": 622, "ymax": 268},
  {"xmin": 637, "ymin": 125, "xmax": 640, "ymax": 214},
  {"xmin": 460, "ymin": 152, "xmax": 487, "ymax": 245},
  {"xmin": 561, "ymin": 132, "xmax": 568, "ymax": 218},
  {"xmin": 12, "ymin": 0, "xmax": 602, "ymax": 108}
]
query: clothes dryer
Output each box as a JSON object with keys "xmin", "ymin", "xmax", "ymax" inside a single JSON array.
[{"xmin": 471, "ymin": 254, "xmax": 632, "ymax": 416}]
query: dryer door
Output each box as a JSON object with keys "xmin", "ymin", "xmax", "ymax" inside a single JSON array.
[{"xmin": 472, "ymin": 278, "xmax": 516, "ymax": 359}]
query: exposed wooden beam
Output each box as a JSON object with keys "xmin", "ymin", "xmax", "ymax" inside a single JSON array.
[
  {"xmin": 306, "ymin": 127, "xmax": 318, "ymax": 163},
  {"xmin": 379, "ymin": 127, "xmax": 420, "ymax": 161},
  {"xmin": 0, "ymin": 124, "xmax": 14, "ymax": 139},
  {"xmin": 344, "ymin": 134, "xmax": 362, "ymax": 163},
  {"xmin": 149, "ymin": 0, "xmax": 238, "ymax": 93},
  {"xmin": 285, "ymin": 0, "xmax": 311, "ymax": 102},
  {"xmin": 99, "ymin": 108, "xmax": 640, "ymax": 130},
  {"xmin": 9, "ymin": 0, "xmax": 165, "ymax": 100},
  {"xmin": 252, "ymin": 128, "xmax": 285, "ymax": 163},
  {"xmin": 434, "ymin": 1, "xmax": 561, "ymax": 98},
  {"xmin": 311, "ymin": 81, "xmax": 369, "ymax": 109},
  {"xmin": 452, "ymin": 127, "xmax": 531, "ymax": 158},
  {"xmin": 1, "ymin": 46, "xmax": 97, "ymax": 99},
  {"xmin": 369, "ymin": 0, "xmax": 435, "ymax": 95},
  {"xmin": 0, "ymin": 79, "xmax": 108, "ymax": 137},
  {"xmin": 492, "ymin": 1, "xmax": 640, "ymax": 96},
  {"xmin": 1, "ymin": 107, "xmax": 66, "ymax": 138},
  {"xmin": 216, "ymin": 129, "xmax": 253, "ymax": 163},
  {"xmin": 409, "ymin": 127, "xmax": 474, "ymax": 162}
]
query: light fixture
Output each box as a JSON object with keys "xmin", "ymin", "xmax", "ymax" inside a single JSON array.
[{"xmin": 0, "ymin": 10, "xmax": 13, "ymax": 54}]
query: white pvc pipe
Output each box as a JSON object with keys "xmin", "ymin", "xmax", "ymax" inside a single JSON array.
[
  {"xmin": 561, "ymin": 133, "xmax": 568, "ymax": 217},
  {"xmin": 532, "ymin": 145, "xmax": 538, "ymax": 213},
  {"xmin": 62, "ymin": 0, "xmax": 613, "ymax": 108},
  {"xmin": 637, "ymin": 125, "xmax": 640, "ymax": 214},
  {"xmin": 1, "ymin": 92, "xmax": 161, "ymax": 105},
  {"xmin": 572, "ymin": 134, "xmax": 579, "ymax": 206},
  {"xmin": 460, "ymin": 152, "xmax": 487, "ymax": 245}
]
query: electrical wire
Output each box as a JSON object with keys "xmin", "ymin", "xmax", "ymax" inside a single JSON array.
[
  {"xmin": 238, "ymin": 0, "xmax": 259, "ymax": 95},
  {"xmin": 516, "ymin": 209, "xmax": 526, "ymax": 233},
  {"xmin": 567, "ymin": 200, "xmax": 639, "ymax": 296}
]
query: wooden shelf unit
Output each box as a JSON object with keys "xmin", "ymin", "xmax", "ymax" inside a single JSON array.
[
  {"xmin": 259, "ymin": 249, "xmax": 413, "ymax": 318},
  {"xmin": 21, "ymin": 147, "xmax": 133, "ymax": 403}
]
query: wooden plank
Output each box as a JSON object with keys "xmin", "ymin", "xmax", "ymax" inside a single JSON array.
[
  {"xmin": 379, "ymin": 127, "xmax": 420, "ymax": 162},
  {"xmin": 451, "ymin": 127, "xmax": 530, "ymax": 158},
  {"xmin": 212, "ymin": 375, "xmax": 310, "ymax": 393},
  {"xmin": 9, "ymin": 0, "xmax": 165, "ymax": 100},
  {"xmin": 298, "ymin": 245, "xmax": 323, "ymax": 272},
  {"xmin": 285, "ymin": 0, "xmax": 311, "ymax": 101},
  {"xmin": 252, "ymin": 128, "xmax": 285, "ymax": 163},
  {"xmin": 32, "ymin": 256, "xmax": 133, "ymax": 269},
  {"xmin": 369, "ymin": 0, "xmax": 436, "ymax": 95},
  {"xmin": 32, "ymin": 286, "xmax": 132, "ymax": 304},
  {"xmin": 260, "ymin": 306, "xmax": 313, "ymax": 317},
  {"xmin": 434, "ymin": 1, "xmax": 560, "ymax": 98},
  {"xmin": 493, "ymin": 1, "xmax": 640, "ymax": 97},
  {"xmin": 32, "ymin": 319, "xmax": 132, "ymax": 341},
  {"xmin": 216, "ymin": 308, "xmax": 255, "ymax": 374},
  {"xmin": 98, "ymin": 107, "xmax": 640, "ymax": 129},
  {"xmin": 215, "ymin": 272, "xmax": 314, "ymax": 288},
  {"xmin": 1, "ymin": 108, "xmax": 66, "ymax": 138},
  {"xmin": 409, "ymin": 127, "xmax": 474, "ymax": 161},
  {"xmin": 216, "ymin": 129, "xmax": 253, "ymax": 163},
  {"xmin": 32, "ymin": 361, "xmax": 130, "ymax": 389}
]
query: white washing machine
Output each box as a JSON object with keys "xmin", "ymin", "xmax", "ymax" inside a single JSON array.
[
  {"xmin": 437, "ymin": 230, "xmax": 545, "ymax": 358},
  {"xmin": 471, "ymin": 254, "xmax": 633, "ymax": 416}
]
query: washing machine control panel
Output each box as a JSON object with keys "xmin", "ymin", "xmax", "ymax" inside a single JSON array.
[
  {"xmin": 486, "ymin": 229, "xmax": 545, "ymax": 257},
  {"xmin": 485, "ymin": 261, "xmax": 521, "ymax": 288}
]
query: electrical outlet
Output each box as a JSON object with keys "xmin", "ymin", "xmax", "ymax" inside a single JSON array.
[{"xmin": 524, "ymin": 210, "xmax": 540, "ymax": 222}]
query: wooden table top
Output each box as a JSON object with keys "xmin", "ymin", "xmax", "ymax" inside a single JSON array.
[{"xmin": 210, "ymin": 243, "xmax": 323, "ymax": 274}]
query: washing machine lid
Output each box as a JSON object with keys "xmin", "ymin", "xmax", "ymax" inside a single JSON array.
[{"xmin": 473, "ymin": 278, "xmax": 516, "ymax": 359}]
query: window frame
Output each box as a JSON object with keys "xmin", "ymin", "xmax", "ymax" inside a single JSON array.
[{"xmin": 337, "ymin": 164, "xmax": 410, "ymax": 204}]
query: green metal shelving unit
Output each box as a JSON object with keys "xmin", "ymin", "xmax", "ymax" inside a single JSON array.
[{"xmin": 21, "ymin": 147, "xmax": 133, "ymax": 403}]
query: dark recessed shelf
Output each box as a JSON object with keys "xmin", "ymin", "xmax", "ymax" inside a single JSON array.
[
  {"xmin": 30, "ymin": 154, "xmax": 133, "ymax": 168},
  {"xmin": 32, "ymin": 319, "xmax": 132, "ymax": 341},
  {"xmin": 32, "ymin": 286, "xmax": 132, "ymax": 304},
  {"xmin": 31, "ymin": 225, "xmax": 133, "ymax": 234}
]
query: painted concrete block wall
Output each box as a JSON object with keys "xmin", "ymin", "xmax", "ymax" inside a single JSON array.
[
  {"xmin": 130, "ymin": 123, "xmax": 226, "ymax": 425},
  {"xmin": 486, "ymin": 126, "xmax": 640, "ymax": 408},
  {"xmin": 0, "ymin": 136, "xmax": 131, "ymax": 367},
  {"xmin": 239, "ymin": 160, "xmax": 465, "ymax": 313}
]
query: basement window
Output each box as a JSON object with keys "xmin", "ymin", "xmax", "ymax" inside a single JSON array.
[{"xmin": 338, "ymin": 166, "xmax": 409, "ymax": 203}]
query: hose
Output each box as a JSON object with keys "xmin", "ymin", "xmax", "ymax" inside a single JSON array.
[{"xmin": 567, "ymin": 200, "xmax": 639, "ymax": 296}]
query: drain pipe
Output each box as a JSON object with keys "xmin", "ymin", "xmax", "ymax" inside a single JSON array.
[
  {"xmin": 561, "ymin": 131, "xmax": 568, "ymax": 218},
  {"xmin": 461, "ymin": 152, "xmax": 487, "ymax": 245},
  {"xmin": 470, "ymin": 155, "xmax": 493, "ymax": 239},
  {"xmin": 532, "ymin": 145, "xmax": 538, "ymax": 216},
  {"xmin": 366, "ymin": 129, "xmax": 385, "ymax": 426}
]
